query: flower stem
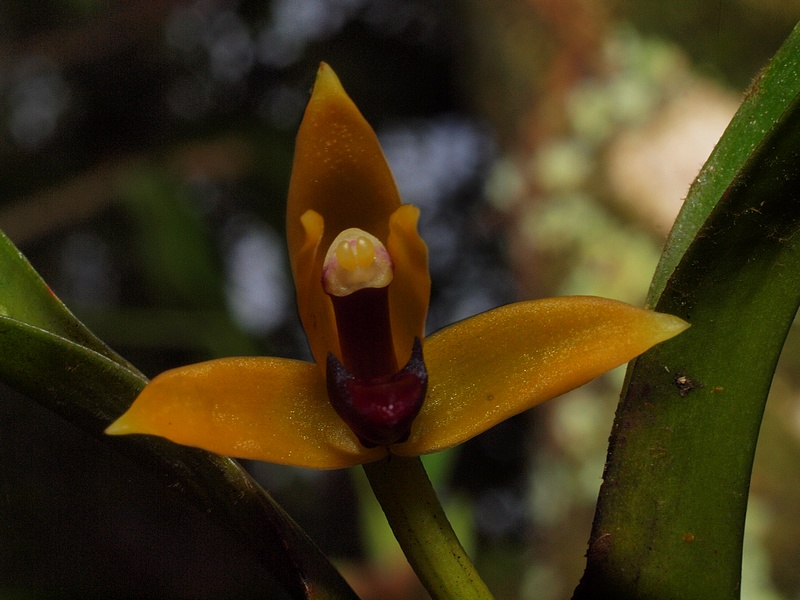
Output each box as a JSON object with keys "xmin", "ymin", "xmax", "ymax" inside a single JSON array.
[{"xmin": 363, "ymin": 455, "xmax": 494, "ymax": 600}]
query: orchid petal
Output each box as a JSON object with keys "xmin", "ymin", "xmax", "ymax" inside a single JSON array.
[
  {"xmin": 393, "ymin": 296, "xmax": 689, "ymax": 456},
  {"xmin": 287, "ymin": 63, "xmax": 405, "ymax": 365},
  {"xmin": 296, "ymin": 209, "xmax": 340, "ymax": 375},
  {"xmin": 387, "ymin": 204, "xmax": 430, "ymax": 366},
  {"xmin": 106, "ymin": 357, "xmax": 386, "ymax": 469}
]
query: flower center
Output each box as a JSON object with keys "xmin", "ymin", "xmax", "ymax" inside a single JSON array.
[
  {"xmin": 323, "ymin": 229, "xmax": 392, "ymax": 298},
  {"xmin": 322, "ymin": 228, "xmax": 397, "ymax": 380},
  {"xmin": 321, "ymin": 227, "xmax": 428, "ymax": 447}
]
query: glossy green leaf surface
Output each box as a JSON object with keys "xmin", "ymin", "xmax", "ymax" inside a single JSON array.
[
  {"xmin": 649, "ymin": 24, "xmax": 800, "ymax": 304},
  {"xmin": 0, "ymin": 228, "xmax": 138, "ymax": 373},
  {"xmin": 0, "ymin": 316, "xmax": 358, "ymax": 597},
  {"xmin": 575, "ymin": 22, "xmax": 800, "ymax": 600}
]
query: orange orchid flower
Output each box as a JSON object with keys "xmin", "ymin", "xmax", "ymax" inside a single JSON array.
[{"xmin": 106, "ymin": 63, "xmax": 688, "ymax": 469}]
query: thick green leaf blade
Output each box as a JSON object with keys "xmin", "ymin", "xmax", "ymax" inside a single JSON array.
[
  {"xmin": 574, "ymin": 22, "xmax": 800, "ymax": 600},
  {"xmin": 648, "ymin": 23, "xmax": 800, "ymax": 304},
  {"xmin": 0, "ymin": 228, "xmax": 139, "ymax": 374},
  {"xmin": 0, "ymin": 316, "xmax": 359, "ymax": 600}
]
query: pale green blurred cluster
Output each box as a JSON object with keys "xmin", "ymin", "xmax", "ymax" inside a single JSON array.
[{"xmin": 484, "ymin": 24, "xmax": 791, "ymax": 600}]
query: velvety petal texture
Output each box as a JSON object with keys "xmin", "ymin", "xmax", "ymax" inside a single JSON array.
[
  {"xmin": 106, "ymin": 357, "xmax": 385, "ymax": 468},
  {"xmin": 393, "ymin": 296, "xmax": 690, "ymax": 456},
  {"xmin": 286, "ymin": 63, "xmax": 430, "ymax": 369},
  {"xmin": 286, "ymin": 63, "xmax": 402, "ymax": 255},
  {"xmin": 294, "ymin": 209, "xmax": 338, "ymax": 372},
  {"xmin": 386, "ymin": 205, "xmax": 429, "ymax": 365}
]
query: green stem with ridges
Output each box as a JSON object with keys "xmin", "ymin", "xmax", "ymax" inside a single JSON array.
[{"xmin": 363, "ymin": 455, "xmax": 494, "ymax": 600}]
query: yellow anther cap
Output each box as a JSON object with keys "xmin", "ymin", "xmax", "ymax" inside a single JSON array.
[{"xmin": 323, "ymin": 228, "xmax": 393, "ymax": 297}]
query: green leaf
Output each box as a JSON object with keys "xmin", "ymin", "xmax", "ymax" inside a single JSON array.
[
  {"xmin": 0, "ymin": 236, "xmax": 359, "ymax": 600},
  {"xmin": 0, "ymin": 228, "xmax": 139, "ymax": 374},
  {"xmin": 575, "ymin": 22, "xmax": 800, "ymax": 600},
  {"xmin": 0, "ymin": 176, "xmax": 357, "ymax": 596},
  {"xmin": 0, "ymin": 316, "xmax": 359, "ymax": 599},
  {"xmin": 648, "ymin": 23, "xmax": 800, "ymax": 305}
]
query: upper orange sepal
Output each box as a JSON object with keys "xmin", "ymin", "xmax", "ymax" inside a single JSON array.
[{"xmin": 286, "ymin": 63, "xmax": 428, "ymax": 368}]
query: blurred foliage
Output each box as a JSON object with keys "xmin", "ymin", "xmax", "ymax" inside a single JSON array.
[
  {"xmin": 1, "ymin": 1, "xmax": 800, "ymax": 599},
  {"xmin": 575, "ymin": 22, "xmax": 800, "ymax": 597}
]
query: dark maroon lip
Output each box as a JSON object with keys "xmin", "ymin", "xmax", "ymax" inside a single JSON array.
[{"xmin": 326, "ymin": 338, "xmax": 428, "ymax": 448}]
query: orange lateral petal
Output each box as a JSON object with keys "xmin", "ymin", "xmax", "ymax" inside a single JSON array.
[
  {"xmin": 295, "ymin": 209, "xmax": 340, "ymax": 371},
  {"xmin": 387, "ymin": 204, "xmax": 430, "ymax": 366},
  {"xmin": 393, "ymin": 296, "xmax": 689, "ymax": 456},
  {"xmin": 106, "ymin": 357, "xmax": 386, "ymax": 469}
]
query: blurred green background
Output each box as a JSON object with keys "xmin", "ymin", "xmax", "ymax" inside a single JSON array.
[{"xmin": 1, "ymin": 1, "xmax": 799, "ymax": 598}]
